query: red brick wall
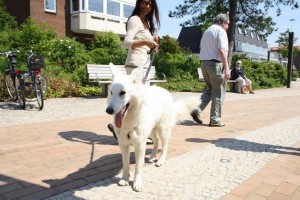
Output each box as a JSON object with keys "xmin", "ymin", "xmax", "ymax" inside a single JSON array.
[
  {"xmin": 4, "ymin": 0, "xmax": 93, "ymax": 43},
  {"xmin": 29, "ymin": 0, "xmax": 71, "ymax": 38},
  {"xmin": 4, "ymin": 0, "xmax": 30, "ymax": 25}
]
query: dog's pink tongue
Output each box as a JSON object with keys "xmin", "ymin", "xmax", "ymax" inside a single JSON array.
[{"xmin": 115, "ymin": 110, "xmax": 122, "ymax": 128}]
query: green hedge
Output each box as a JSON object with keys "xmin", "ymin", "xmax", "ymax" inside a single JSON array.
[{"xmin": 0, "ymin": 19, "xmax": 289, "ymax": 101}]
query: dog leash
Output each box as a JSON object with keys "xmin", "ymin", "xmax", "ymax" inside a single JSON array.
[{"xmin": 142, "ymin": 49, "xmax": 158, "ymax": 84}]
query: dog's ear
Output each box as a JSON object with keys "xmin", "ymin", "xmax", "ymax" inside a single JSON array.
[
  {"xmin": 109, "ymin": 62, "xmax": 122, "ymax": 80},
  {"xmin": 130, "ymin": 67, "xmax": 143, "ymax": 84}
]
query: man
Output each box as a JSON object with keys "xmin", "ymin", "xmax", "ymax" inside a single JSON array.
[
  {"xmin": 230, "ymin": 60, "xmax": 255, "ymax": 94},
  {"xmin": 191, "ymin": 13, "xmax": 230, "ymax": 127}
]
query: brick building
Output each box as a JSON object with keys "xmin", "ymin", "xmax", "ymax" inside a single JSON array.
[{"xmin": 4, "ymin": 0, "xmax": 136, "ymax": 45}]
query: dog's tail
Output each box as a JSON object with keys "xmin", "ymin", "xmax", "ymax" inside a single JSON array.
[{"xmin": 174, "ymin": 97, "xmax": 200, "ymax": 122}]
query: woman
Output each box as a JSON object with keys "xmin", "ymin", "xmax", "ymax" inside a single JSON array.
[
  {"xmin": 108, "ymin": 0, "xmax": 161, "ymax": 139},
  {"xmin": 123, "ymin": 0, "xmax": 160, "ymax": 75}
]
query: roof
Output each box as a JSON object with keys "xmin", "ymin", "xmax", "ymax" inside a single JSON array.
[
  {"xmin": 270, "ymin": 45, "xmax": 300, "ymax": 51},
  {"xmin": 177, "ymin": 26, "xmax": 202, "ymax": 53}
]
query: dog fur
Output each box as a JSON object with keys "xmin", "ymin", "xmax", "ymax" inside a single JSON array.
[{"xmin": 105, "ymin": 63, "xmax": 197, "ymax": 192}]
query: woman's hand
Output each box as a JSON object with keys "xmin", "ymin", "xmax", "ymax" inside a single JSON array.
[
  {"xmin": 153, "ymin": 35, "xmax": 159, "ymax": 43},
  {"xmin": 146, "ymin": 40, "xmax": 158, "ymax": 50}
]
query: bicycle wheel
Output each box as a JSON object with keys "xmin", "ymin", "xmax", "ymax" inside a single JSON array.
[
  {"xmin": 23, "ymin": 73, "xmax": 36, "ymax": 101},
  {"xmin": 39, "ymin": 74, "xmax": 48, "ymax": 95},
  {"xmin": 35, "ymin": 79, "xmax": 44, "ymax": 110},
  {"xmin": 15, "ymin": 75, "xmax": 26, "ymax": 109},
  {"xmin": 4, "ymin": 71, "xmax": 17, "ymax": 101}
]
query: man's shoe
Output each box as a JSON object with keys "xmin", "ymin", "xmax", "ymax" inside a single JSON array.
[
  {"xmin": 107, "ymin": 123, "xmax": 118, "ymax": 140},
  {"xmin": 209, "ymin": 121, "xmax": 225, "ymax": 127},
  {"xmin": 191, "ymin": 111, "xmax": 203, "ymax": 124},
  {"xmin": 249, "ymin": 91, "xmax": 255, "ymax": 94}
]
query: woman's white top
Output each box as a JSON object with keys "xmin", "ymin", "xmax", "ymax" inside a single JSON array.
[{"xmin": 123, "ymin": 16, "xmax": 153, "ymax": 69}]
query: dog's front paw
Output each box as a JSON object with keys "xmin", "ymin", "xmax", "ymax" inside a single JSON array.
[
  {"xmin": 133, "ymin": 180, "xmax": 143, "ymax": 192},
  {"xmin": 155, "ymin": 159, "xmax": 165, "ymax": 167},
  {"xmin": 149, "ymin": 157, "xmax": 156, "ymax": 163},
  {"xmin": 118, "ymin": 179, "xmax": 129, "ymax": 186}
]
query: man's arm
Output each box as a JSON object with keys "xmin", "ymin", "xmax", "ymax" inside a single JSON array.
[{"xmin": 218, "ymin": 48, "xmax": 230, "ymax": 80}]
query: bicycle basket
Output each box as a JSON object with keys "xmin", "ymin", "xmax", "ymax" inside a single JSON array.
[{"xmin": 27, "ymin": 55, "xmax": 45, "ymax": 70}]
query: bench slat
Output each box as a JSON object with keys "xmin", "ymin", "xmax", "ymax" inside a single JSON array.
[
  {"xmin": 86, "ymin": 64, "xmax": 167, "ymax": 97},
  {"xmin": 197, "ymin": 68, "xmax": 239, "ymax": 92}
]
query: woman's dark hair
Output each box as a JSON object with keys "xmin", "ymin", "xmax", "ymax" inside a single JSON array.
[{"xmin": 127, "ymin": 0, "xmax": 160, "ymax": 35}]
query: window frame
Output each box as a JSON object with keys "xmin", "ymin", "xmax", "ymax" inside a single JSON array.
[
  {"xmin": 88, "ymin": 0, "xmax": 104, "ymax": 13},
  {"xmin": 107, "ymin": 0, "xmax": 121, "ymax": 17},
  {"xmin": 122, "ymin": 3, "xmax": 134, "ymax": 18},
  {"xmin": 44, "ymin": 0, "xmax": 57, "ymax": 13}
]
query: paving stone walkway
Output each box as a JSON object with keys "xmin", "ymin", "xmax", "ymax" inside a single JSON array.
[{"xmin": 0, "ymin": 82, "xmax": 299, "ymax": 200}]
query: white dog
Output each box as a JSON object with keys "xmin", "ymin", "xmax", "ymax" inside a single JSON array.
[{"xmin": 106, "ymin": 63, "xmax": 197, "ymax": 192}]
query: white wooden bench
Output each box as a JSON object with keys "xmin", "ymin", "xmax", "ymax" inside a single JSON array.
[
  {"xmin": 197, "ymin": 68, "xmax": 239, "ymax": 92},
  {"xmin": 87, "ymin": 64, "xmax": 167, "ymax": 97}
]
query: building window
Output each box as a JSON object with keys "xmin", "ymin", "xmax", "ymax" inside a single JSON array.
[
  {"xmin": 45, "ymin": 0, "xmax": 56, "ymax": 13},
  {"xmin": 123, "ymin": 4, "xmax": 134, "ymax": 18},
  {"xmin": 71, "ymin": 0, "xmax": 79, "ymax": 12},
  {"xmin": 238, "ymin": 27, "xmax": 242, "ymax": 34},
  {"xmin": 82, "ymin": 0, "xmax": 85, "ymax": 10},
  {"xmin": 107, "ymin": 0, "xmax": 120, "ymax": 16},
  {"xmin": 257, "ymin": 34, "xmax": 260, "ymax": 41},
  {"xmin": 89, "ymin": 0, "xmax": 103, "ymax": 13}
]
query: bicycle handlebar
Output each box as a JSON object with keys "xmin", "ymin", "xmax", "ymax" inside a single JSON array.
[
  {"xmin": 0, "ymin": 50, "xmax": 20, "ymax": 57},
  {"xmin": 24, "ymin": 49, "xmax": 34, "ymax": 59}
]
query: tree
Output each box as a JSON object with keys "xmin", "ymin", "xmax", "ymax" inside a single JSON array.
[
  {"xmin": 169, "ymin": 0, "xmax": 299, "ymax": 64},
  {"xmin": 275, "ymin": 29, "xmax": 298, "ymax": 47},
  {"xmin": 274, "ymin": 29, "xmax": 299, "ymax": 58}
]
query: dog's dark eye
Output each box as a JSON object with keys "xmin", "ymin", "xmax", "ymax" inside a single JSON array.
[{"xmin": 120, "ymin": 91, "xmax": 126, "ymax": 96}]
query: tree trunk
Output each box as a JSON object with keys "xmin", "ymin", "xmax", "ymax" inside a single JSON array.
[{"xmin": 227, "ymin": 0, "xmax": 238, "ymax": 68}]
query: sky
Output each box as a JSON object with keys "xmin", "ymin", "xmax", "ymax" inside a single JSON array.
[{"xmin": 156, "ymin": 1, "xmax": 300, "ymax": 48}]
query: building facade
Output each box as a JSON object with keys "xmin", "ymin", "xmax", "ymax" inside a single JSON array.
[
  {"xmin": 234, "ymin": 27, "xmax": 269, "ymax": 61},
  {"xmin": 177, "ymin": 26, "xmax": 285, "ymax": 65},
  {"xmin": 4, "ymin": 0, "xmax": 136, "ymax": 45}
]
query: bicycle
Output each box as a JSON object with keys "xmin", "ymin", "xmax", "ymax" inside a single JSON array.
[
  {"xmin": 0, "ymin": 50, "xmax": 20, "ymax": 101},
  {"xmin": 22, "ymin": 50, "xmax": 46, "ymax": 110}
]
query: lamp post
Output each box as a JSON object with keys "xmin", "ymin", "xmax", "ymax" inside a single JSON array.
[
  {"xmin": 287, "ymin": 19, "xmax": 295, "ymax": 88},
  {"xmin": 289, "ymin": 19, "xmax": 295, "ymax": 31}
]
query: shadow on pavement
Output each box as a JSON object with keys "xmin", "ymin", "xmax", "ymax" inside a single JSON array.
[
  {"xmin": 0, "ymin": 101, "xmax": 22, "ymax": 110},
  {"xmin": 40, "ymin": 130, "xmax": 154, "ymax": 198},
  {"xmin": 186, "ymin": 137, "xmax": 300, "ymax": 156}
]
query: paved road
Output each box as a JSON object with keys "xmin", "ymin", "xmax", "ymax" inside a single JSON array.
[{"xmin": 0, "ymin": 82, "xmax": 299, "ymax": 200}]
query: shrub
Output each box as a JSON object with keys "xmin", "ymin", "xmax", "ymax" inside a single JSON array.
[
  {"xmin": 91, "ymin": 31, "xmax": 123, "ymax": 50},
  {"xmin": 160, "ymin": 80, "xmax": 205, "ymax": 92},
  {"xmin": 158, "ymin": 35, "xmax": 182, "ymax": 54},
  {"xmin": 88, "ymin": 48, "xmax": 127, "ymax": 65},
  {"xmin": 235, "ymin": 60, "xmax": 287, "ymax": 89},
  {"xmin": 45, "ymin": 38, "xmax": 90, "ymax": 72},
  {"xmin": 9, "ymin": 18, "xmax": 56, "ymax": 53},
  {"xmin": 154, "ymin": 52, "xmax": 200, "ymax": 81}
]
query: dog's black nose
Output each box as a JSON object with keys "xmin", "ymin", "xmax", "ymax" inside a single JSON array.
[{"xmin": 106, "ymin": 107, "xmax": 114, "ymax": 115}]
